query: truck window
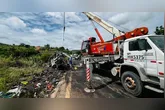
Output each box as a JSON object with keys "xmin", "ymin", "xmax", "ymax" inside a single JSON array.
[
  {"xmin": 129, "ymin": 39, "xmax": 151, "ymax": 51},
  {"xmin": 82, "ymin": 41, "xmax": 89, "ymax": 50},
  {"xmin": 149, "ymin": 36, "xmax": 164, "ymax": 52},
  {"xmin": 138, "ymin": 39, "xmax": 152, "ymax": 50},
  {"xmin": 129, "ymin": 40, "xmax": 139, "ymax": 51}
]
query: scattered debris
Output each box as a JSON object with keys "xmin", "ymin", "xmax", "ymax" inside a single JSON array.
[{"xmin": 1, "ymin": 52, "xmax": 76, "ymax": 98}]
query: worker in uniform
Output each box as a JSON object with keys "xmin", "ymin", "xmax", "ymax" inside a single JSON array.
[{"xmin": 69, "ymin": 55, "xmax": 73, "ymax": 69}]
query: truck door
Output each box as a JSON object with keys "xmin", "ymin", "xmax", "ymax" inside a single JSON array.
[
  {"xmin": 127, "ymin": 39, "xmax": 145, "ymax": 68},
  {"xmin": 137, "ymin": 39, "xmax": 157, "ymax": 77}
]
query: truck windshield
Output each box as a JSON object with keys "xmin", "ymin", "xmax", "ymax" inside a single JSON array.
[
  {"xmin": 82, "ymin": 41, "xmax": 89, "ymax": 50},
  {"xmin": 149, "ymin": 36, "xmax": 164, "ymax": 52}
]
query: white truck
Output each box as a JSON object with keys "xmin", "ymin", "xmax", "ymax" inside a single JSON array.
[
  {"xmin": 116, "ymin": 34, "xmax": 164, "ymax": 96},
  {"xmin": 84, "ymin": 34, "xmax": 164, "ymax": 96},
  {"xmin": 83, "ymin": 12, "xmax": 164, "ymax": 96}
]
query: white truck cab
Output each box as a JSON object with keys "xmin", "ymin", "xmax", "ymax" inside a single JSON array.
[{"xmin": 120, "ymin": 35, "xmax": 164, "ymax": 96}]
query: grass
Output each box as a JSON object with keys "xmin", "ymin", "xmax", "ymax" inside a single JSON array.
[
  {"xmin": 0, "ymin": 56, "xmax": 44, "ymax": 91},
  {"xmin": 0, "ymin": 43, "xmax": 72, "ymax": 92}
]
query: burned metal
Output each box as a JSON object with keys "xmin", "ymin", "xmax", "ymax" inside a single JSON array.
[{"xmin": 48, "ymin": 52, "xmax": 71, "ymax": 70}]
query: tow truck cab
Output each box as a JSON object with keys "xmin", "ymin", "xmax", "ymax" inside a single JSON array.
[
  {"xmin": 121, "ymin": 35, "xmax": 164, "ymax": 94},
  {"xmin": 81, "ymin": 37, "xmax": 114, "ymax": 55},
  {"xmin": 81, "ymin": 37, "xmax": 96, "ymax": 55}
]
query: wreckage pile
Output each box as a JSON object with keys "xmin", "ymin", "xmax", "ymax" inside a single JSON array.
[{"xmin": 0, "ymin": 52, "xmax": 71, "ymax": 98}]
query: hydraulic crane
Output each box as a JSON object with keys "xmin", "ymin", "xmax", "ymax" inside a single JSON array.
[
  {"xmin": 60, "ymin": 12, "xmax": 164, "ymax": 96},
  {"xmin": 81, "ymin": 12, "xmax": 164, "ymax": 96},
  {"xmin": 81, "ymin": 12, "xmax": 148, "ymax": 56}
]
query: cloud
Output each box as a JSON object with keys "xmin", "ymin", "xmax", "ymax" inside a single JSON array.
[
  {"xmin": 108, "ymin": 12, "xmax": 153, "ymax": 26},
  {"xmin": 66, "ymin": 12, "xmax": 82, "ymax": 22},
  {"xmin": 93, "ymin": 12, "xmax": 118, "ymax": 20},
  {"xmin": 46, "ymin": 12, "xmax": 82, "ymax": 22},
  {"xmin": 109, "ymin": 13, "xmax": 130, "ymax": 25},
  {"xmin": 46, "ymin": 12, "xmax": 63, "ymax": 19},
  {"xmin": 5, "ymin": 16, "xmax": 26, "ymax": 29},
  {"xmin": 0, "ymin": 12, "xmax": 164, "ymax": 50},
  {"xmin": 31, "ymin": 28, "xmax": 47, "ymax": 35},
  {"xmin": 0, "ymin": 24, "xmax": 12, "ymax": 35}
]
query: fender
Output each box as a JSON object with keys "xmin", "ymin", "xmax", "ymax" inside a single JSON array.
[{"xmin": 120, "ymin": 62, "xmax": 148, "ymax": 81}]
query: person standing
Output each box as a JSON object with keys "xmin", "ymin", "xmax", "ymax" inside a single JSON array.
[{"xmin": 69, "ymin": 55, "xmax": 73, "ymax": 69}]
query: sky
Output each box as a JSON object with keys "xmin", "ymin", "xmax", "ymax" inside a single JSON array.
[{"xmin": 0, "ymin": 12, "xmax": 164, "ymax": 50}]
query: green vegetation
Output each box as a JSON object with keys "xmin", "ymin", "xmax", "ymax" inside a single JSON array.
[
  {"xmin": 155, "ymin": 26, "xmax": 164, "ymax": 35},
  {"xmin": 72, "ymin": 50, "xmax": 81, "ymax": 55},
  {"xmin": 0, "ymin": 43, "xmax": 72, "ymax": 91}
]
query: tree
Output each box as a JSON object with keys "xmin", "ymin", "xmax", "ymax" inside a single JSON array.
[
  {"xmin": 19, "ymin": 43, "xmax": 26, "ymax": 47},
  {"xmin": 76, "ymin": 50, "xmax": 81, "ymax": 55},
  {"xmin": 44, "ymin": 44, "xmax": 50, "ymax": 50},
  {"xmin": 154, "ymin": 26, "xmax": 164, "ymax": 35},
  {"xmin": 59, "ymin": 47, "xmax": 65, "ymax": 51},
  {"xmin": 25, "ymin": 44, "xmax": 30, "ymax": 48}
]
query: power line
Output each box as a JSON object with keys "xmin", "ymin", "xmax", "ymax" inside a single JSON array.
[
  {"xmin": 108, "ymin": 20, "xmax": 131, "ymax": 32},
  {"xmin": 63, "ymin": 12, "xmax": 65, "ymax": 41},
  {"xmin": 62, "ymin": 12, "xmax": 66, "ymax": 47}
]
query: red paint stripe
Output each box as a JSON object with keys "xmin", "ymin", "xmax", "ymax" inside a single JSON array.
[
  {"xmin": 86, "ymin": 71, "xmax": 90, "ymax": 73},
  {"xmin": 86, "ymin": 69, "xmax": 90, "ymax": 71},
  {"xmin": 130, "ymin": 59, "xmax": 134, "ymax": 61},
  {"xmin": 159, "ymin": 72, "xmax": 164, "ymax": 75},
  {"xmin": 158, "ymin": 62, "xmax": 162, "ymax": 64},
  {"xmin": 86, "ymin": 68, "xmax": 90, "ymax": 81},
  {"xmin": 151, "ymin": 60, "xmax": 156, "ymax": 63},
  {"xmin": 86, "ymin": 69, "xmax": 90, "ymax": 72}
]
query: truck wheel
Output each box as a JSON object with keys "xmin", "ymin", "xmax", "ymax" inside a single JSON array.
[{"xmin": 121, "ymin": 71, "xmax": 143, "ymax": 97}]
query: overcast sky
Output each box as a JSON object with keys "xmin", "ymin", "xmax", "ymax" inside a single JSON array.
[{"xmin": 0, "ymin": 12, "xmax": 164, "ymax": 50}]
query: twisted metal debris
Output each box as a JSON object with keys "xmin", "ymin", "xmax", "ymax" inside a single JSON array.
[{"xmin": 0, "ymin": 52, "xmax": 72, "ymax": 98}]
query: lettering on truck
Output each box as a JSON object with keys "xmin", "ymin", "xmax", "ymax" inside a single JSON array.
[{"xmin": 127, "ymin": 55, "xmax": 144, "ymax": 62}]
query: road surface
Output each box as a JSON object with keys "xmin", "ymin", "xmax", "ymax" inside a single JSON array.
[{"xmin": 50, "ymin": 65, "xmax": 164, "ymax": 98}]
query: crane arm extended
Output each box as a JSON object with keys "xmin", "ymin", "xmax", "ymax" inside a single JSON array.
[{"xmin": 83, "ymin": 12, "xmax": 124, "ymax": 37}]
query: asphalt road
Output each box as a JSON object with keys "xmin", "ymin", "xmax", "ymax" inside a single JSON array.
[
  {"xmin": 52, "ymin": 62, "xmax": 164, "ymax": 98},
  {"xmin": 71, "ymin": 66, "xmax": 135, "ymax": 98},
  {"xmin": 70, "ymin": 66, "xmax": 164, "ymax": 98}
]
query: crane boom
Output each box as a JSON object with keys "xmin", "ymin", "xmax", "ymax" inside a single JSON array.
[
  {"xmin": 81, "ymin": 12, "xmax": 148, "ymax": 56},
  {"xmin": 83, "ymin": 12, "xmax": 124, "ymax": 37}
]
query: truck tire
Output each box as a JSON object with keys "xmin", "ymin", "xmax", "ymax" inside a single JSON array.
[{"xmin": 121, "ymin": 71, "xmax": 143, "ymax": 97}]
